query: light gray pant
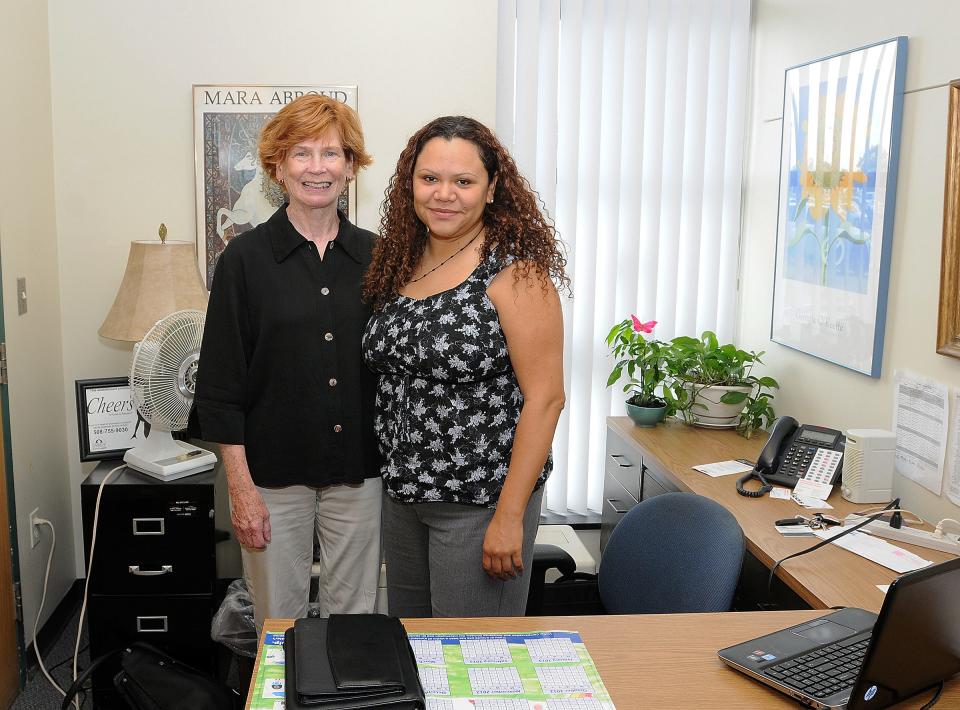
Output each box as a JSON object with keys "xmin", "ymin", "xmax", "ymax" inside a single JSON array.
[
  {"xmin": 382, "ymin": 487, "xmax": 543, "ymax": 618},
  {"xmin": 241, "ymin": 477, "xmax": 382, "ymax": 630}
]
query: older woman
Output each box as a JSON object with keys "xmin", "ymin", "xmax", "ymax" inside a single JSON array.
[
  {"xmin": 196, "ymin": 95, "xmax": 382, "ymax": 629},
  {"xmin": 362, "ymin": 116, "xmax": 568, "ymax": 617}
]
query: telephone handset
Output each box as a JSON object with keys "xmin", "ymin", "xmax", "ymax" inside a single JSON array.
[{"xmin": 736, "ymin": 416, "xmax": 845, "ymax": 498}]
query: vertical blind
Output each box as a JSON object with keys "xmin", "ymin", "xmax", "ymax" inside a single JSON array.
[{"xmin": 496, "ymin": 0, "xmax": 752, "ymax": 514}]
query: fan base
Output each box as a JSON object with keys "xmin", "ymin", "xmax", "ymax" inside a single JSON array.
[{"xmin": 124, "ymin": 439, "xmax": 217, "ymax": 481}]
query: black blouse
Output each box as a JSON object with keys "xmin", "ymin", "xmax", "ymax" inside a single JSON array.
[
  {"xmin": 362, "ymin": 251, "xmax": 551, "ymax": 506},
  {"xmin": 195, "ymin": 207, "xmax": 381, "ymax": 487}
]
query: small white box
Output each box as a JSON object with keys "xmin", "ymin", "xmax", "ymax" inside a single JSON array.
[{"xmin": 842, "ymin": 428, "xmax": 896, "ymax": 504}]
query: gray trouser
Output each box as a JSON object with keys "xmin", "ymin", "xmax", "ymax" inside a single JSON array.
[
  {"xmin": 241, "ymin": 478, "xmax": 382, "ymax": 630},
  {"xmin": 382, "ymin": 486, "xmax": 543, "ymax": 618}
]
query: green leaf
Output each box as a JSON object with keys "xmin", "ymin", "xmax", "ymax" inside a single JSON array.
[
  {"xmin": 793, "ymin": 196, "xmax": 809, "ymax": 221},
  {"xmin": 758, "ymin": 376, "xmax": 779, "ymax": 388},
  {"xmin": 606, "ymin": 368, "xmax": 622, "ymax": 387},
  {"xmin": 720, "ymin": 391, "xmax": 748, "ymax": 404},
  {"xmin": 836, "ymin": 227, "xmax": 869, "ymax": 245}
]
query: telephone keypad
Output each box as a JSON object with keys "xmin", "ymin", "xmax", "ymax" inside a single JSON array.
[{"xmin": 782, "ymin": 444, "xmax": 815, "ymax": 478}]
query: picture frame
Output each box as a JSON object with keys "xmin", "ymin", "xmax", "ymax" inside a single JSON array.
[
  {"xmin": 193, "ymin": 84, "xmax": 359, "ymax": 289},
  {"xmin": 771, "ymin": 37, "xmax": 908, "ymax": 377},
  {"xmin": 75, "ymin": 377, "xmax": 144, "ymax": 462},
  {"xmin": 937, "ymin": 80, "xmax": 960, "ymax": 359}
]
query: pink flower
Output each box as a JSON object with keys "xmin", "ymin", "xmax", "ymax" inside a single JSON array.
[{"xmin": 631, "ymin": 315, "xmax": 657, "ymax": 333}]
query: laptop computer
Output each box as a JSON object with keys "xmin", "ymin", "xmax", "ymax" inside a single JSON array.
[{"xmin": 718, "ymin": 556, "xmax": 960, "ymax": 709}]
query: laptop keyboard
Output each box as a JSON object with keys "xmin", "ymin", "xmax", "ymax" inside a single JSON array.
[{"xmin": 764, "ymin": 636, "xmax": 871, "ymax": 699}]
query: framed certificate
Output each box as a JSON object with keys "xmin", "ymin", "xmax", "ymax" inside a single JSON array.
[{"xmin": 75, "ymin": 377, "xmax": 145, "ymax": 462}]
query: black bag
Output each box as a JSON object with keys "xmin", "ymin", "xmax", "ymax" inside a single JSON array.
[{"xmin": 61, "ymin": 642, "xmax": 234, "ymax": 710}]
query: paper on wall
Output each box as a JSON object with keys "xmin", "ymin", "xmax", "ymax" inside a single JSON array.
[
  {"xmin": 947, "ymin": 391, "xmax": 960, "ymax": 507},
  {"xmin": 892, "ymin": 370, "xmax": 947, "ymax": 496}
]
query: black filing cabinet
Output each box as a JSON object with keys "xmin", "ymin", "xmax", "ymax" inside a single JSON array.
[{"xmin": 81, "ymin": 461, "xmax": 217, "ymax": 708}]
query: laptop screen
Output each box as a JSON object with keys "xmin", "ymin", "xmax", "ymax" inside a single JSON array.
[{"xmin": 849, "ymin": 557, "xmax": 960, "ymax": 709}]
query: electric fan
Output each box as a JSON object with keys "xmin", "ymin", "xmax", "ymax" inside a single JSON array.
[{"xmin": 123, "ymin": 308, "xmax": 217, "ymax": 480}]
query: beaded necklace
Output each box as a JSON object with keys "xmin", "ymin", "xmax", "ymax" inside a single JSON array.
[{"xmin": 408, "ymin": 224, "xmax": 484, "ymax": 284}]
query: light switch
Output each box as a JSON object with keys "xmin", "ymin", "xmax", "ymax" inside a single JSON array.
[{"xmin": 16, "ymin": 277, "xmax": 26, "ymax": 315}]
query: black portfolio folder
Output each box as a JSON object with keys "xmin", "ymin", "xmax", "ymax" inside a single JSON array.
[{"xmin": 284, "ymin": 614, "xmax": 425, "ymax": 709}]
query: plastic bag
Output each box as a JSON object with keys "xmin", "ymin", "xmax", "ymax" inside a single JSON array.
[{"xmin": 211, "ymin": 578, "xmax": 257, "ymax": 658}]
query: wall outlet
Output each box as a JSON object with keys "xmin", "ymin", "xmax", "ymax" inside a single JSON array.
[{"xmin": 29, "ymin": 508, "xmax": 40, "ymax": 548}]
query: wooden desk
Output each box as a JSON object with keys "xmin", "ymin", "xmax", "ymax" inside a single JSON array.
[
  {"xmin": 250, "ymin": 613, "xmax": 959, "ymax": 709},
  {"xmin": 608, "ymin": 417, "xmax": 955, "ymax": 612}
]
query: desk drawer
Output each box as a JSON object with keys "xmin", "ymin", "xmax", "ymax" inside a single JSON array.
[
  {"xmin": 82, "ymin": 491, "xmax": 215, "ymax": 595},
  {"xmin": 641, "ymin": 458, "xmax": 679, "ymax": 500},
  {"xmin": 601, "ymin": 472, "xmax": 638, "ymax": 552},
  {"xmin": 87, "ymin": 593, "xmax": 215, "ymax": 667},
  {"xmin": 605, "ymin": 427, "xmax": 642, "ymax": 500}
]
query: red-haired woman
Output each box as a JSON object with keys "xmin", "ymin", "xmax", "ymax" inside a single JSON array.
[
  {"xmin": 363, "ymin": 116, "xmax": 568, "ymax": 617},
  {"xmin": 197, "ymin": 95, "xmax": 382, "ymax": 629}
]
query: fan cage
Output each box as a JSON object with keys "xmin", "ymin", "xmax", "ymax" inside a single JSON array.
[{"xmin": 130, "ymin": 309, "xmax": 206, "ymax": 431}]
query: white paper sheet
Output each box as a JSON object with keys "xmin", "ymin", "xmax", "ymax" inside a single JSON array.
[
  {"xmin": 947, "ymin": 391, "xmax": 960, "ymax": 507},
  {"xmin": 812, "ymin": 528, "xmax": 932, "ymax": 573},
  {"xmin": 691, "ymin": 460, "xmax": 754, "ymax": 477},
  {"xmin": 892, "ymin": 370, "xmax": 948, "ymax": 495}
]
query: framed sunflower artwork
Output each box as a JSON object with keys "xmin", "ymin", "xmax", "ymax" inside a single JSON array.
[{"xmin": 771, "ymin": 37, "xmax": 908, "ymax": 377}]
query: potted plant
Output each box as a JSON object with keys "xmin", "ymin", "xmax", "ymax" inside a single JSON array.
[
  {"xmin": 605, "ymin": 316, "xmax": 670, "ymax": 427},
  {"xmin": 662, "ymin": 331, "xmax": 779, "ymax": 436}
]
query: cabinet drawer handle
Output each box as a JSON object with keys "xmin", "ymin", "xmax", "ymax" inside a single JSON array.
[
  {"xmin": 609, "ymin": 454, "xmax": 634, "ymax": 468},
  {"xmin": 128, "ymin": 565, "xmax": 173, "ymax": 576},
  {"xmin": 132, "ymin": 518, "xmax": 165, "ymax": 536},
  {"xmin": 136, "ymin": 616, "xmax": 168, "ymax": 633},
  {"xmin": 606, "ymin": 498, "xmax": 631, "ymax": 514}
]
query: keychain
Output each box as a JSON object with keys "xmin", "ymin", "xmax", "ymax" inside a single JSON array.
[{"xmin": 774, "ymin": 513, "xmax": 841, "ymax": 530}]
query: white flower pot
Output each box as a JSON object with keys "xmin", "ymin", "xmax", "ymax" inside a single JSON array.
[{"xmin": 683, "ymin": 383, "xmax": 752, "ymax": 426}]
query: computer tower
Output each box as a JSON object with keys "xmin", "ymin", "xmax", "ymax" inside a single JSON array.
[{"xmin": 841, "ymin": 428, "xmax": 896, "ymax": 504}]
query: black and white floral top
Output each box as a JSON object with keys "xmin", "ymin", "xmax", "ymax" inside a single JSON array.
[{"xmin": 362, "ymin": 251, "xmax": 551, "ymax": 506}]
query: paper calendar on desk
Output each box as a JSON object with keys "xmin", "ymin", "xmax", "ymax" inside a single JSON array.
[{"xmin": 409, "ymin": 631, "xmax": 616, "ymax": 709}]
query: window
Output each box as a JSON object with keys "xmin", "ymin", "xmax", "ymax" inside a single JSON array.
[{"xmin": 496, "ymin": 0, "xmax": 752, "ymax": 513}]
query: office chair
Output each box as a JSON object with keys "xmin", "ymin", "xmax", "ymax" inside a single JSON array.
[{"xmin": 598, "ymin": 492, "xmax": 744, "ymax": 614}]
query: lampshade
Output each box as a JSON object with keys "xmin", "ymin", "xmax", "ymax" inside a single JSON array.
[{"xmin": 99, "ymin": 228, "xmax": 209, "ymax": 342}]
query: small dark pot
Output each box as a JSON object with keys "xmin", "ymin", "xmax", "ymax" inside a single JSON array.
[{"xmin": 625, "ymin": 398, "xmax": 668, "ymax": 428}]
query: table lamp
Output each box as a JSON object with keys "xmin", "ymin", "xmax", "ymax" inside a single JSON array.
[{"xmin": 99, "ymin": 224, "xmax": 209, "ymax": 341}]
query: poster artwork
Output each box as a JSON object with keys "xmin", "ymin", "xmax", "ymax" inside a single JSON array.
[{"xmin": 193, "ymin": 85, "xmax": 358, "ymax": 288}]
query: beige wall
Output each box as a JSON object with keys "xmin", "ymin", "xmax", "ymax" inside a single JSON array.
[
  {"xmin": 0, "ymin": 1, "xmax": 71, "ymax": 634},
  {"xmin": 45, "ymin": 0, "xmax": 498, "ymax": 579},
  {"xmin": 740, "ymin": 0, "xmax": 960, "ymax": 522}
]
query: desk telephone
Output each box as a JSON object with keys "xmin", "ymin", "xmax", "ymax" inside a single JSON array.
[{"xmin": 736, "ymin": 416, "xmax": 845, "ymax": 497}]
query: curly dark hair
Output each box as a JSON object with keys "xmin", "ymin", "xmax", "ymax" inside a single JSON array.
[{"xmin": 363, "ymin": 116, "xmax": 569, "ymax": 309}]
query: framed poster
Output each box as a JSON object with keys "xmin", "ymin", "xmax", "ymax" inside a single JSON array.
[
  {"xmin": 75, "ymin": 377, "xmax": 145, "ymax": 462},
  {"xmin": 937, "ymin": 80, "xmax": 960, "ymax": 359},
  {"xmin": 771, "ymin": 37, "xmax": 907, "ymax": 377},
  {"xmin": 193, "ymin": 84, "xmax": 359, "ymax": 288}
]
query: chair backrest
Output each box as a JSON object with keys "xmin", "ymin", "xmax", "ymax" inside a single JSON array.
[{"xmin": 598, "ymin": 492, "xmax": 744, "ymax": 614}]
